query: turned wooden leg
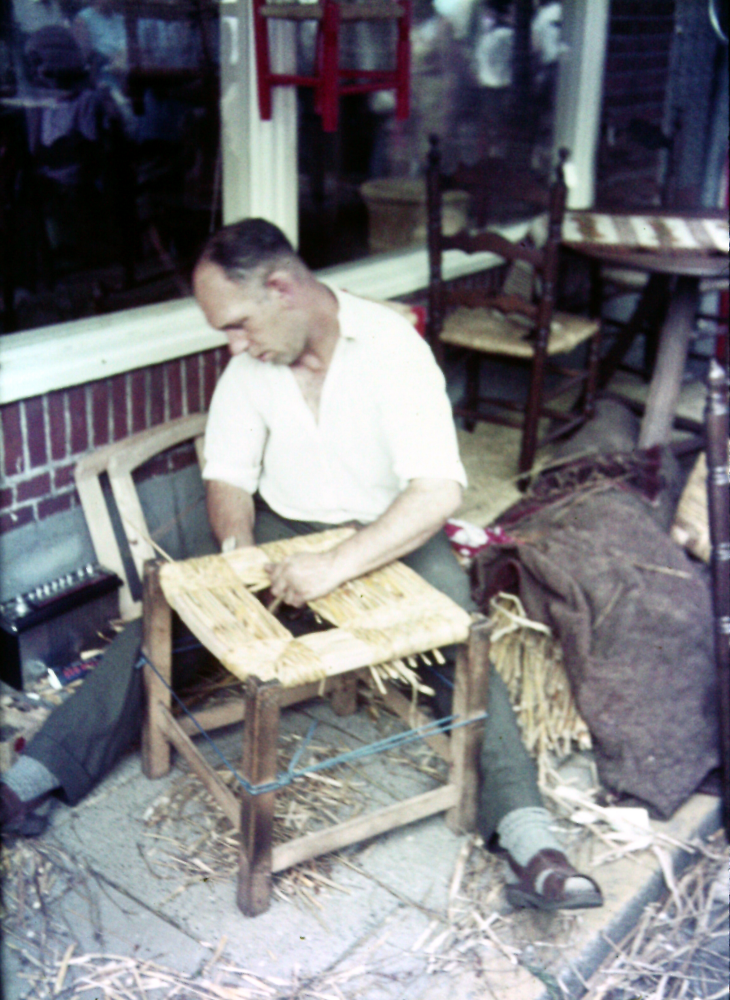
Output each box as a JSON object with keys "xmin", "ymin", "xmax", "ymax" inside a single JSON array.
[
  {"xmin": 141, "ymin": 559, "xmax": 173, "ymax": 779},
  {"xmin": 446, "ymin": 616, "xmax": 491, "ymax": 834},
  {"xmin": 330, "ymin": 671, "xmax": 358, "ymax": 716},
  {"xmin": 237, "ymin": 676, "xmax": 281, "ymax": 916}
]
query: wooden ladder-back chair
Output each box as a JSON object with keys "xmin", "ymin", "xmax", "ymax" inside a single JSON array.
[
  {"xmin": 74, "ymin": 412, "xmax": 208, "ymax": 620},
  {"xmin": 426, "ymin": 135, "xmax": 601, "ymax": 477}
]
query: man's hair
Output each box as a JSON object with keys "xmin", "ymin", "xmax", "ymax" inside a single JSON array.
[{"xmin": 197, "ymin": 219, "xmax": 300, "ymax": 284}]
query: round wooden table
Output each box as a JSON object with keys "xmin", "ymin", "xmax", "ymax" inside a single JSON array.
[{"xmin": 564, "ymin": 216, "xmax": 728, "ymax": 448}]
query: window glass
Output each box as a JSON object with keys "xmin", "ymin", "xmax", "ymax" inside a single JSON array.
[
  {"xmin": 297, "ymin": 0, "xmax": 564, "ymax": 269},
  {"xmin": 1, "ymin": 0, "xmax": 220, "ymax": 333}
]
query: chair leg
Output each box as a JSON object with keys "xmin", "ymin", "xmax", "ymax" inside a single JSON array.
[
  {"xmin": 318, "ymin": 0, "xmax": 340, "ymax": 132},
  {"xmin": 395, "ymin": 0, "xmax": 411, "ymax": 121},
  {"xmin": 253, "ymin": 0, "xmax": 273, "ymax": 121},
  {"xmin": 141, "ymin": 560, "xmax": 173, "ymax": 780},
  {"xmin": 462, "ymin": 353, "xmax": 481, "ymax": 432},
  {"xmin": 519, "ymin": 351, "xmax": 547, "ymax": 476},
  {"xmin": 237, "ymin": 677, "xmax": 281, "ymax": 916},
  {"xmin": 706, "ymin": 361, "xmax": 730, "ymax": 837},
  {"xmin": 580, "ymin": 327, "xmax": 602, "ymax": 421},
  {"xmin": 330, "ymin": 671, "xmax": 359, "ymax": 716},
  {"xmin": 446, "ymin": 616, "xmax": 491, "ymax": 834}
]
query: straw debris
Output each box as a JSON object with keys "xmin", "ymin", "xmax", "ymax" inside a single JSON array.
[{"xmin": 488, "ymin": 592, "xmax": 592, "ymax": 780}]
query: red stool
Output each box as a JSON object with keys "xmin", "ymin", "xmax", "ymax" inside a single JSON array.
[{"xmin": 253, "ymin": 0, "xmax": 410, "ymax": 132}]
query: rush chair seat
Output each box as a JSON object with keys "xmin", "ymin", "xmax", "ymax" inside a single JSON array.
[{"xmin": 426, "ymin": 135, "xmax": 601, "ymax": 478}]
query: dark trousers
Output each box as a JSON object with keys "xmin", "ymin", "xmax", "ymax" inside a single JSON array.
[{"xmin": 26, "ymin": 510, "xmax": 541, "ymax": 837}]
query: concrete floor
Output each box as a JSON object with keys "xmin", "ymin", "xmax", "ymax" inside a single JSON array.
[{"xmin": 2, "ymin": 366, "xmax": 727, "ymax": 1000}]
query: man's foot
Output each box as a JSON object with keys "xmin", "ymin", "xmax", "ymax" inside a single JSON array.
[
  {"xmin": 0, "ymin": 783, "xmax": 51, "ymax": 838},
  {"xmin": 505, "ymin": 848, "xmax": 603, "ymax": 911}
]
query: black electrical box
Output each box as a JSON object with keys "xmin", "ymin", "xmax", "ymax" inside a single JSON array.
[{"xmin": 0, "ymin": 564, "xmax": 122, "ymax": 690}]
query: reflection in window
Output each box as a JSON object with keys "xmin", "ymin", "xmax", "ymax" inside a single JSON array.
[
  {"xmin": 1, "ymin": 0, "xmax": 220, "ymax": 333},
  {"xmin": 298, "ymin": 0, "xmax": 565, "ymax": 269}
]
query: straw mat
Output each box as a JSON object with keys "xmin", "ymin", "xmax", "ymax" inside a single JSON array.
[{"xmin": 159, "ymin": 529, "xmax": 472, "ymax": 687}]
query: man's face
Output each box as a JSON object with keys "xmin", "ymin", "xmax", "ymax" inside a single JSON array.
[{"xmin": 193, "ymin": 262, "xmax": 307, "ymax": 366}]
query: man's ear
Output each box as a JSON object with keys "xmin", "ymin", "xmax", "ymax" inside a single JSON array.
[{"xmin": 265, "ymin": 270, "xmax": 297, "ymax": 306}]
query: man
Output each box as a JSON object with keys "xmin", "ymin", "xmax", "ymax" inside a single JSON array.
[
  {"xmin": 194, "ymin": 219, "xmax": 602, "ymax": 912},
  {"xmin": 1, "ymin": 218, "xmax": 601, "ymax": 912}
]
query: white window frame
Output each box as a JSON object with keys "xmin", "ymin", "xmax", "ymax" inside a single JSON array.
[{"xmin": 0, "ymin": 0, "xmax": 608, "ymax": 406}]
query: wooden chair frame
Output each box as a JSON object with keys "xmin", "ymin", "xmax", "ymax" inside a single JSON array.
[
  {"xmin": 142, "ymin": 557, "xmax": 491, "ymax": 916},
  {"xmin": 74, "ymin": 413, "xmax": 208, "ymax": 619},
  {"xmin": 426, "ymin": 135, "xmax": 601, "ymax": 477},
  {"xmin": 705, "ymin": 360, "xmax": 730, "ymax": 836}
]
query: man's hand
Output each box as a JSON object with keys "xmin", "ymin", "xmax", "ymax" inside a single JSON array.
[
  {"xmin": 266, "ymin": 550, "xmax": 346, "ymax": 606},
  {"xmin": 265, "ymin": 477, "xmax": 463, "ymax": 607}
]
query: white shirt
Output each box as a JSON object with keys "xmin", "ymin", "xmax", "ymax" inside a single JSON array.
[{"xmin": 203, "ymin": 287, "xmax": 467, "ymax": 524}]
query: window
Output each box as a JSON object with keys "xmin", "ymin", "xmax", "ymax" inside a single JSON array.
[
  {"xmin": 1, "ymin": 0, "xmax": 220, "ymax": 333},
  {"xmin": 0, "ymin": 0, "xmax": 610, "ymax": 403},
  {"xmin": 295, "ymin": 0, "xmax": 566, "ymax": 269}
]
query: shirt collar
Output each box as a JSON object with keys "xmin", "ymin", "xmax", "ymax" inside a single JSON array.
[{"xmin": 324, "ymin": 283, "xmax": 359, "ymax": 341}]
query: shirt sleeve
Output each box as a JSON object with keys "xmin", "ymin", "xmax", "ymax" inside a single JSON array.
[
  {"xmin": 202, "ymin": 359, "xmax": 267, "ymax": 494},
  {"xmin": 378, "ymin": 330, "xmax": 467, "ymax": 490}
]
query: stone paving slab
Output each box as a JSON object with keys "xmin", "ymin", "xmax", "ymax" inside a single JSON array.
[{"xmin": 3, "ymin": 696, "xmax": 724, "ymax": 1000}]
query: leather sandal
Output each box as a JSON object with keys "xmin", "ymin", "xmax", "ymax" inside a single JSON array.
[
  {"xmin": 505, "ymin": 848, "xmax": 603, "ymax": 911},
  {"xmin": 0, "ymin": 784, "xmax": 51, "ymax": 838}
]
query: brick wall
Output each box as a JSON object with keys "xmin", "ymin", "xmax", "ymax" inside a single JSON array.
[{"xmin": 0, "ymin": 347, "xmax": 229, "ymax": 536}]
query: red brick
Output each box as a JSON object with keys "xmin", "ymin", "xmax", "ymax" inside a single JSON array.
[
  {"xmin": 0, "ymin": 506, "xmax": 34, "ymax": 533},
  {"xmin": 68, "ymin": 386, "xmax": 88, "ymax": 455},
  {"xmin": 111, "ymin": 374, "xmax": 128, "ymax": 441},
  {"xmin": 185, "ymin": 355, "xmax": 201, "ymax": 413},
  {"xmin": 91, "ymin": 380, "xmax": 110, "ymax": 447},
  {"xmin": 53, "ymin": 463, "xmax": 75, "ymax": 490},
  {"xmin": 2, "ymin": 402, "xmax": 25, "ymax": 478},
  {"xmin": 0, "ymin": 486, "xmax": 14, "ymax": 511},
  {"xmin": 47, "ymin": 391, "xmax": 67, "ymax": 461},
  {"xmin": 130, "ymin": 369, "xmax": 147, "ymax": 433},
  {"xmin": 16, "ymin": 472, "xmax": 50, "ymax": 502},
  {"xmin": 166, "ymin": 361, "xmax": 183, "ymax": 420},
  {"xmin": 37, "ymin": 493, "xmax": 74, "ymax": 519},
  {"xmin": 24, "ymin": 396, "xmax": 48, "ymax": 468},
  {"xmin": 149, "ymin": 364, "xmax": 165, "ymax": 426}
]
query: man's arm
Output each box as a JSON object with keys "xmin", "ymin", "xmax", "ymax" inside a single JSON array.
[
  {"xmin": 266, "ymin": 477, "xmax": 462, "ymax": 606},
  {"xmin": 206, "ymin": 481, "xmax": 256, "ymax": 550}
]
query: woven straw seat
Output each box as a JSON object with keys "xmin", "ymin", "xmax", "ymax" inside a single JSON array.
[
  {"xmin": 142, "ymin": 530, "xmax": 489, "ymax": 916},
  {"xmin": 158, "ymin": 529, "xmax": 471, "ymax": 687},
  {"xmin": 440, "ymin": 307, "xmax": 599, "ymax": 359}
]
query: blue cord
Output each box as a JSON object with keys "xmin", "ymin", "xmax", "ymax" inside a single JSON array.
[{"xmin": 139, "ymin": 654, "xmax": 487, "ymax": 796}]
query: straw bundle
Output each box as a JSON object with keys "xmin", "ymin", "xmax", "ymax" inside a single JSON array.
[
  {"xmin": 159, "ymin": 530, "xmax": 471, "ymax": 689},
  {"xmin": 488, "ymin": 593, "xmax": 591, "ymax": 777}
]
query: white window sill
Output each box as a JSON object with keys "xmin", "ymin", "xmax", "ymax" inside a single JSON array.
[{"xmin": 0, "ymin": 222, "xmax": 530, "ymax": 405}]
